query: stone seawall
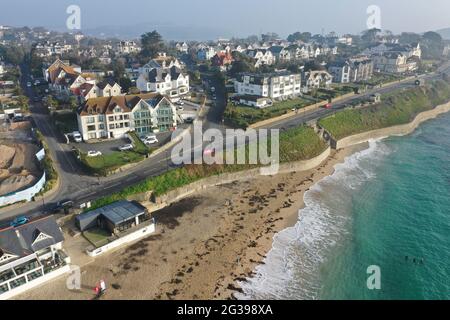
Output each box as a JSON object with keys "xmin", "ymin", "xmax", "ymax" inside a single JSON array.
[{"xmin": 333, "ymin": 101, "xmax": 450, "ymax": 150}]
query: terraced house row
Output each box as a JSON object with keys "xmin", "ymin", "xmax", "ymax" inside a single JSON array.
[{"xmin": 76, "ymin": 93, "xmax": 178, "ymax": 141}]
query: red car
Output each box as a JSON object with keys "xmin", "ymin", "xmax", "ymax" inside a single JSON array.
[{"xmin": 324, "ymin": 103, "xmax": 332, "ymax": 109}]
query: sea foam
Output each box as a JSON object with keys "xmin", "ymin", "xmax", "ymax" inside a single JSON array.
[{"xmin": 236, "ymin": 139, "xmax": 391, "ymax": 300}]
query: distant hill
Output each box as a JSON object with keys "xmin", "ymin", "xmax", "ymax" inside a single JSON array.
[
  {"xmin": 82, "ymin": 23, "xmax": 233, "ymax": 41},
  {"xmin": 436, "ymin": 28, "xmax": 450, "ymax": 40}
]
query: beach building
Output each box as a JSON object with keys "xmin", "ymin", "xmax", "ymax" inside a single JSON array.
[{"xmin": 75, "ymin": 201, "xmax": 156, "ymax": 257}]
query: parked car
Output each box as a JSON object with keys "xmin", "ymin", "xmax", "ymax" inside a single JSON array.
[
  {"xmin": 87, "ymin": 150, "xmax": 102, "ymax": 157},
  {"xmin": 26, "ymin": 82, "xmax": 32, "ymax": 87},
  {"xmin": 324, "ymin": 103, "xmax": 332, "ymax": 109},
  {"xmin": 72, "ymin": 131, "xmax": 82, "ymax": 142},
  {"xmin": 118, "ymin": 144, "xmax": 134, "ymax": 151},
  {"xmin": 176, "ymin": 100, "xmax": 185, "ymax": 106},
  {"xmin": 10, "ymin": 216, "xmax": 29, "ymax": 228},
  {"xmin": 210, "ymin": 86, "xmax": 216, "ymax": 93},
  {"xmin": 176, "ymin": 105, "xmax": 184, "ymax": 111},
  {"xmin": 184, "ymin": 117, "xmax": 194, "ymax": 124},
  {"xmin": 143, "ymin": 135, "xmax": 158, "ymax": 145}
]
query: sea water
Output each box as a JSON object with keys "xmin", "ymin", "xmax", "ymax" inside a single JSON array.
[{"xmin": 238, "ymin": 112, "xmax": 450, "ymax": 300}]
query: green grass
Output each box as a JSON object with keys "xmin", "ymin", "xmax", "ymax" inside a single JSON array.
[
  {"xmin": 82, "ymin": 151, "xmax": 143, "ymax": 171},
  {"xmin": 362, "ymin": 73, "xmax": 406, "ymax": 87},
  {"xmin": 225, "ymin": 97, "xmax": 312, "ymax": 128},
  {"xmin": 319, "ymin": 79, "xmax": 450, "ymax": 140},
  {"xmin": 89, "ymin": 125, "xmax": 327, "ymax": 210},
  {"xmin": 83, "ymin": 228, "xmax": 110, "ymax": 247},
  {"xmin": 279, "ymin": 126, "xmax": 327, "ymax": 162}
]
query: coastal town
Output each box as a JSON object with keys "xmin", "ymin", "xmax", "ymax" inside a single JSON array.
[{"xmin": 1, "ymin": 14, "xmax": 450, "ymax": 301}]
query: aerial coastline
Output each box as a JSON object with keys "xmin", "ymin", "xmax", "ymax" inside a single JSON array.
[{"xmin": 15, "ymin": 96, "xmax": 450, "ymax": 300}]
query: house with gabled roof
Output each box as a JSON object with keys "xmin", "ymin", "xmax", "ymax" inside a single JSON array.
[
  {"xmin": 268, "ymin": 46, "xmax": 291, "ymax": 62},
  {"xmin": 175, "ymin": 42, "xmax": 189, "ymax": 53},
  {"xmin": 43, "ymin": 59, "xmax": 93, "ymax": 94},
  {"xmin": 0, "ymin": 216, "xmax": 71, "ymax": 299},
  {"xmin": 137, "ymin": 55, "xmax": 189, "ymax": 100}
]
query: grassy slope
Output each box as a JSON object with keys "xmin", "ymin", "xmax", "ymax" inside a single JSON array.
[
  {"xmin": 319, "ymin": 80, "xmax": 450, "ymax": 140},
  {"xmin": 90, "ymin": 126, "xmax": 326, "ymax": 209}
]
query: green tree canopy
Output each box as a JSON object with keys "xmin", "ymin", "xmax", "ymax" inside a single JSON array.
[
  {"xmin": 287, "ymin": 32, "xmax": 312, "ymax": 43},
  {"xmin": 140, "ymin": 30, "xmax": 164, "ymax": 59}
]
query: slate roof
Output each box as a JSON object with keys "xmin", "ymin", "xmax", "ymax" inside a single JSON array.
[
  {"xmin": 76, "ymin": 200, "xmax": 146, "ymax": 226},
  {"xmin": 77, "ymin": 92, "xmax": 166, "ymax": 116},
  {"xmin": 0, "ymin": 216, "xmax": 64, "ymax": 260}
]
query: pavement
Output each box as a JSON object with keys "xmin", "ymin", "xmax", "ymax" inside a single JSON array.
[{"xmin": 1, "ymin": 61, "xmax": 449, "ymax": 226}]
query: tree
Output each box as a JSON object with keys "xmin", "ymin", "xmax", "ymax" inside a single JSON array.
[
  {"xmin": 421, "ymin": 31, "xmax": 444, "ymax": 59},
  {"xmin": 140, "ymin": 30, "xmax": 164, "ymax": 59},
  {"xmin": 422, "ymin": 31, "xmax": 442, "ymax": 44},
  {"xmin": 45, "ymin": 96, "xmax": 57, "ymax": 109},
  {"xmin": 111, "ymin": 59, "xmax": 126, "ymax": 81},
  {"xmin": 68, "ymin": 96, "xmax": 78, "ymax": 111},
  {"xmin": 399, "ymin": 32, "xmax": 421, "ymax": 44},
  {"xmin": 229, "ymin": 51, "xmax": 255, "ymax": 76},
  {"xmin": 0, "ymin": 45, "xmax": 25, "ymax": 65},
  {"xmin": 16, "ymin": 95, "xmax": 29, "ymax": 111},
  {"xmin": 119, "ymin": 77, "xmax": 133, "ymax": 93},
  {"xmin": 287, "ymin": 32, "xmax": 311, "ymax": 43},
  {"xmin": 361, "ymin": 28, "xmax": 381, "ymax": 43}
]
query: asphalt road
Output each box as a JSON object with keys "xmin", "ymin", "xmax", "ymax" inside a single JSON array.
[{"xmin": 1, "ymin": 61, "xmax": 449, "ymax": 225}]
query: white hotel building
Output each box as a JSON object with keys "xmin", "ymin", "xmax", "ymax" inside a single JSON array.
[{"xmin": 234, "ymin": 72, "xmax": 302, "ymax": 107}]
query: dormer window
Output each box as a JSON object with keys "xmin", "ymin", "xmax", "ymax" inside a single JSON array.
[
  {"xmin": 31, "ymin": 230, "xmax": 53, "ymax": 246},
  {"xmin": 0, "ymin": 249, "xmax": 18, "ymax": 264}
]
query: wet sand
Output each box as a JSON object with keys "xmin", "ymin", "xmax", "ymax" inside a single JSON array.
[{"xmin": 16, "ymin": 145, "xmax": 364, "ymax": 300}]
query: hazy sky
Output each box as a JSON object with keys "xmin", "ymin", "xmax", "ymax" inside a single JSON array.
[{"xmin": 1, "ymin": 0, "xmax": 450, "ymax": 39}]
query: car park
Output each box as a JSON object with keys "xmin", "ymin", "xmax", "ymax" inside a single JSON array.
[{"xmin": 118, "ymin": 144, "xmax": 134, "ymax": 151}]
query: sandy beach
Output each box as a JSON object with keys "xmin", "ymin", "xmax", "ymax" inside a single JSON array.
[{"xmin": 15, "ymin": 144, "xmax": 364, "ymax": 300}]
